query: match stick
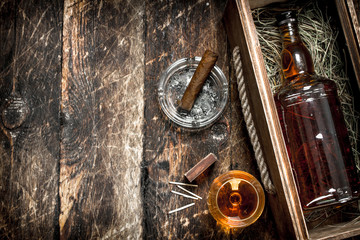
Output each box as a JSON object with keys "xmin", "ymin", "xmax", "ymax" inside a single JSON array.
[
  {"xmin": 171, "ymin": 190, "xmax": 198, "ymax": 200},
  {"xmin": 177, "ymin": 185, "xmax": 202, "ymax": 200},
  {"xmin": 168, "ymin": 181, "xmax": 198, "ymax": 187},
  {"xmin": 168, "ymin": 203, "xmax": 195, "ymax": 214}
]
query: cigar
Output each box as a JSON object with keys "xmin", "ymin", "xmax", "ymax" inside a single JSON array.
[{"xmin": 178, "ymin": 50, "xmax": 218, "ymax": 111}]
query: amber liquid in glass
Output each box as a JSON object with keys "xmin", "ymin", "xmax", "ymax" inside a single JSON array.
[
  {"xmin": 217, "ymin": 179, "xmax": 258, "ymax": 220},
  {"xmin": 208, "ymin": 171, "xmax": 265, "ymax": 228},
  {"xmin": 275, "ymin": 12, "xmax": 360, "ymax": 209}
]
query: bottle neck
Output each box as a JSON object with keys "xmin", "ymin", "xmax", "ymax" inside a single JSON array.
[
  {"xmin": 279, "ymin": 23, "xmax": 302, "ymax": 45},
  {"xmin": 279, "ymin": 22, "xmax": 315, "ymax": 83}
]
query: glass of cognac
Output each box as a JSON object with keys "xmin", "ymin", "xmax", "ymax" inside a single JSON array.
[{"xmin": 207, "ymin": 170, "xmax": 265, "ymax": 229}]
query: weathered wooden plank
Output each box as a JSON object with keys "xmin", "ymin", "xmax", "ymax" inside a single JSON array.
[
  {"xmin": 93, "ymin": 0, "xmax": 144, "ymax": 238},
  {"xmin": 0, "ymin": 0, "xmax": 14, "ymax": 100},
  {"xmin": 0, "ymin": 0, "xmax": 63, "ymax": 238},
  {"xmin": 142, "ymin": 0, "xmax": 278, "ymax": 239},
  {"xmin": 228, "ymin": 60, "xmax": 279, "ymax": 240},
  {"xmin": 60, "ymin": 1, "xmax": 96, "ymax": 237},
  {"xmin": 142, "ymin": 1, "xmax": 230, "ymax": 238},
  {"xmin": 347, "ymin": 0, "xmax": 360, "ymax": 48},
  {"xmin": 60, "ymin": 0, "xmax": 144, "ymax": 238},
  {"xmin": 336, "ymin": 0, "xmax": 360, "ymax": 86},
  {"xmin": 224, "ymin": 0, "xmax": 304, "ymax": 239},
  {"xmin": 0, "ymin": 0, "xmax": 280, "ymax": 239}
]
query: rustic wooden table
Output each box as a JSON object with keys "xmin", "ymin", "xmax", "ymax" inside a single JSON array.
[{"xmin": 0, "ymin": 0, "xmax": 280, "ymax": 239}]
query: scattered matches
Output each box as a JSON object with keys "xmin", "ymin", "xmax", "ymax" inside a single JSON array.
[
  {"xmin": 168, "ymin": 181, "xmax": 202, "ymax": 214},
  {"xmin": 168, "ymin": 203, "xmax": 195, "ymax": 214},
  {"xmin": 169, "ymin": 181, "xmax": 198, "ymax": 187}
]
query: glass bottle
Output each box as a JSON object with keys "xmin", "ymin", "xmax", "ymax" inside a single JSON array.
[{"xmin": 274, "ymin": 11, "xmax": 360, "ymax": 210}]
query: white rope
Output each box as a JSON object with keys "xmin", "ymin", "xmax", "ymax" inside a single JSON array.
[{"xmin": 232, "ymin": 46, "xmax": 276, "ymax": 194}]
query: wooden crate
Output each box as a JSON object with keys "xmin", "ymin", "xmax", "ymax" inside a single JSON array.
[{"xmin": 224, "ymin": 0, "xmax": 360, "ymax": 239}]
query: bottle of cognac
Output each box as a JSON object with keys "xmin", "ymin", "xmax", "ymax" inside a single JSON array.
[{"xmin": 274, "ymin": 11, "xmax": 360, "ymax": 209}]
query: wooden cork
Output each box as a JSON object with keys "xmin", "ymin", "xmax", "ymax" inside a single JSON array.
[
  {"xmin": 178, "ymin": 50, "xmax": 218, "ymax": 111},
  {"xmin": 185, "ymin": 153, "xmax": 218, "ymax": 182}
]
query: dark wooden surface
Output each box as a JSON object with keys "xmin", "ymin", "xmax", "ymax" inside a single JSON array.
[
  {"xmin": 143, "ymin": 1, "xmax": 277, "ymax": 239},
  {"xmin": 60, "ymin": 1, "xmax": 145, "ymax": 239},
  {"xmin": 0, "ymin": 0, "xmax": 280, "ymax": 239},
  {"xmin": 0, "ymin": 0, "xmax": 63, "ymax": 239}
]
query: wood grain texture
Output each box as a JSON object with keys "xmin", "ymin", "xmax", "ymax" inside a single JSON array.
[
  {"xmin": 60, "ymin": 0, "xmax": 144, "ymax": 239},
  {"xmin": 309, "ymin": 221, "xmax": 360, "ymax": 240},
  {"xmin": 336, "ymin": 0, "xmax": 360, "ymax": 86},
  {"xmin": 0, "ymin": 0, "xmax": 281, "ymax": 239},
  {"xmin": 226, "ymin": 0, "xmax": 360, "ymax": 239},
  {"xmin": 224, "ymin": 0, "xmax": 307, "ymax": 239},
  {"xmin": 142, "ymin": 0, "xmax": 278, "ymax": 239},
  {"xmin": 0, "ymin": 0, "xmax": 63, "ymax": 239},
  {"xmin": 355, "ymin": 0, "xmax": 360, "ymax": 20},
  {"xmin": 93, "ymin": 0, "xmax": 144, "ymax": 238},
  {"xmin": 347, "ymin": 0, "xmax": 360, "ymax": 48}
]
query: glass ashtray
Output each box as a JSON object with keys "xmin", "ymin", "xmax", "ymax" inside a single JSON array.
[{"xmin": 158, "ymin": 57, "xmax": 228, "ymax": 130}]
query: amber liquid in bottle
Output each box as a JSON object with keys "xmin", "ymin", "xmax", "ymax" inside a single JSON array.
[
  {"xmin": 208, "ymin": 171, "xmax": 265, "ymax": 228},
  {"xmin": 275, "ymin": 11, "xmax": 360, "ymax": 209}
]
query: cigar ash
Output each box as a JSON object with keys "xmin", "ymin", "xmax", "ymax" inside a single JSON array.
[
  {"xmin": 178, "ymin": 50, "xmax": 218, "ymax": 111},
  {"xmin": 170, "ymin": 68, "xmax": 219, "ymax": 120},
  {"xmin": 158, "ymin": 57, "xmax": 228, "ymax": 129}
]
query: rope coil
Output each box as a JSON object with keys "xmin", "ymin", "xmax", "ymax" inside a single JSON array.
[{"xmin": 232, "ymin": 46, "xmax": 276, "ymax": 194}]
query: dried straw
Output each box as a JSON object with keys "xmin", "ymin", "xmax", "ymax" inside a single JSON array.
[
  {"xmin": 252, "ymin": 1, "xmax": 360, "ymax": 168},
  {"xmin": 304, "ymin": 202, "xmax": 360, "ymax": 228}
]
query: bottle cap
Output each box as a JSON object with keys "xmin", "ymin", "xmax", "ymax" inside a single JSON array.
[{"xmin": 276, "ymin": 10, "xmax": 298, "ymax": 26}]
